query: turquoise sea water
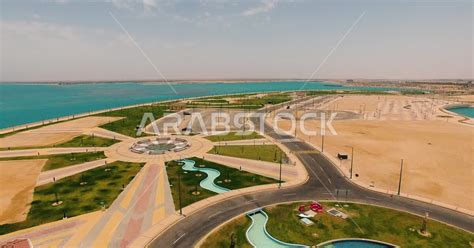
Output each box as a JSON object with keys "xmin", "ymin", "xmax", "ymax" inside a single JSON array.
[
  {"xmin": 0, "ymin": 81, "xmax": 392, "ymax": 128},
  {"xmin": 448, "ymin": 107, "xmax": 474, "ymax": 118}
]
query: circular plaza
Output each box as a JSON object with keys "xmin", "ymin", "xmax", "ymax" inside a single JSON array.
[
  {"xmin": 104, "ymin": 135, "xmax": 214, "ymax": 163},
  {"xmin": 130, "ymin": 137, "xmax": 190, "ymax": 155}
]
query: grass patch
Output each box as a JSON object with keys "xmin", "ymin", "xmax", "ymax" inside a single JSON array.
[
  {"xmin": 56, "ymin": 135, "xmax": 119, "ymax": 147},
  {"xmin": 0, "ymin": 161, "xmax": 144, "ymax": 235},
  {"xmin": 208, "ymin": 145, "xmax": 287, "ymax": 163},
  {"xmin": 166, "ymin": 157, "xmax": 279, "ymax": 210},
  {"xmin": 205, "ymin": 132, "xmax": 263, "ymax": 142},
  {"xmin": 236, "ymin": 93, "xmax": 292, "ymax": 106},
  {"xmin": 96, "ymin": 104, "xmax": 169, "ymax": 137},
  {"xmin": 192, "ymin": 99, "xmax": 230, "ymax": 104},
  {"xmin": 201, "ymin": 216, "xmax": 252, "ymax": 248},
  {"xmin": 0, "ymin": 152, "xmax": 106, "ymax": 171},
  {"xmin": 0, "ymin": 135, "xmax": 119, "ymax": 151},
  {"xmin": 185, "ymin": 93, "xmax": 291, "ymax": 109},
  {"xmin": 265, "ymin": 202, "xmax": 474, "ymax": 248},
  {"xmin": 204, "ymin": 201, "xmax": 474, "ymax": 248}
]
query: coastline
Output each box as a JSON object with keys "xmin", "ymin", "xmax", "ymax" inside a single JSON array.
[{"xmin": 0, "ymin": 79, "xmax": 332, "ymax": 85}]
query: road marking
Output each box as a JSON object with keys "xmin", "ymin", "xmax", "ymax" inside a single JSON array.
[
  {"xmin": 294, "ymin": 150, "xmax": 320, "ymax": 154},
  {"xmin": 247, "ymin": 199, "xmax": 257, "ymax": 203},
  {"xmin": 173, "ymin": 233, "xmax": 186, "ymax": 244},
  {"xmin": 283, "ymin": 193, "xmax": 296, "ymax": 196},
  {"xmin": 366, "ymin": 196, "xmax": 379, "ymax": 200},
  {"xmin": 327, "ymin": 178, "xmax": 332, "ymax": 184},
  {"xmin": 208, "ymin": 211, "xmax": 222, "ymax": 219}
]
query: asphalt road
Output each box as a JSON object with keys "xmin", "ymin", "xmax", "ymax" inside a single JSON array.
[{"xmin": 149, "ymin": 99, "xmax": 473, "ymax": 248}]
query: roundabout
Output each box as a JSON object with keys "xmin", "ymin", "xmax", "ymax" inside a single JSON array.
[
  {"xmin": 104, "ymin": 135, "xmax": 214, "ymax": 163},
  {"xmin": 130, "ymin": 137, "xmax": 190, "ymax": 155}
]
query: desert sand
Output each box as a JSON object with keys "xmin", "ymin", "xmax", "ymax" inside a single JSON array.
[
  {"xmin": 0, "ymin": 160, "xmax": 46, "ymax": 225},
  {"xmin": 274, "ymin": 95, "xmax": 474, "ymax": 211},
  {"xmin": 0, "ymin": 116, "xmax": 122, "ymax": 148}
]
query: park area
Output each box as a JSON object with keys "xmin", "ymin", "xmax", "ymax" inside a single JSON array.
[
  {"xmin": 165, "ymin": 157, "xmax": 279, "ymax": 209},
  {"xmin": 201, "ymin": 201, "xmax": 474, "ymax": 248},
  {"xmin": 0, "ymin": 161, "xmax": 144, "ymax": 234},
  {"xmin": 208, "ymin": 145, "xmax": 287, "ymax": 163},
  {"xmin": 185, "ymin": 93, "xmax": 293, "ymax": 109},
  {"xmin": 97, "ymin": 104, "xmax": 169, "ymax": 137}
]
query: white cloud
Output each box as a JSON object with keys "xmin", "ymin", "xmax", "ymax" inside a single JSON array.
[
  {"xmin": 109, "ymin": 0, "xmax": 161, "ymax": 12},
  {"xmin": 143, "ymin": 0, "xmax": 158, "ymax": 11},
  {"xmin": 241, "ymin": 0, "xmax": 277, "ymax": 16},
  {"xmin": 52, "ymin": 0, "xmax": 70, "ymax": 4}
]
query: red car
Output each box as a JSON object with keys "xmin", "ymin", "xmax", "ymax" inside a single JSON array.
[
  {"xmin": 310, "ymin": 202, "xmax": 324, "ymax": 212},
  {"xmin": 298, "ymin": 205, "xmax": 306, "ymax": 213}
]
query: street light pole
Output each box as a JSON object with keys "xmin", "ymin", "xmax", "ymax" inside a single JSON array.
[
  {"xmin": 321, "ymin": 135, "xmax": 325, "ymax": 152},
  {"xmin": 279, "ymin": 153, "xmax": 282, "ymax": 188},
  {"xmin": 397, "ymin": 159, "xmax": 404, "ymax": 195},
  {"xmin": 350, "ymin": 146, "xmax": 354, "ymax": 179}
]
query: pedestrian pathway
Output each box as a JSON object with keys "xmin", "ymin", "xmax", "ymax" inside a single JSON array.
[
  {"xmin": 36, "ymin": 158, "xmax": 116, "ymax": 186},
  {"xmin": 0, "ymin": 147, "xmax": 107, "ymax": 158},
  {"xmin": 78, "ymin": 161, "xmax": 175, "ymax": 247},
  {"xmin": 86, "ymin": 127, "xmax": 132, "ymax": 141},
  {"xmin": 212, "ymin": 138, "xmax": 269, "ymax": 146}
]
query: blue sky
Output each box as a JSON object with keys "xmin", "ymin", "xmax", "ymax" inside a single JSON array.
[{"xmin": 1, "ymin": 0, "xmax": 472, "ymax": 81}]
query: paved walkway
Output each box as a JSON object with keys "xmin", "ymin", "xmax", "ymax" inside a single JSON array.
[
  {"xmin": 78, "ymin": 161, "xmax": 175, "ymax": 248},
  {"xmin": 0, "ymin": 147, "xmax": 107, "ymax": 158},
  {"xmin": 0, "ymin": 134, "xmax": 306, "ymax": 248},
  {"xmin": 212, "ymin": 138, "xmax": 269, "ymax": 146},
  {"xmin": 36, "ymin": 158, "xmax": 116, "ymax": 186},
  {"xmin": 86, "ymin": 127, "xmax": 132, "ymax": 141}
]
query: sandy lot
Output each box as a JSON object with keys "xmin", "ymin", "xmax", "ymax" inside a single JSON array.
[
  {"xmin": 0, "ymin": 160, "xmax": 46, "ymax": 225},
  {"xmin": 274, "ymin": 95, "xmax": 473, "ymax": 211},
  {"xmin": 0, "ymin": 116, "xmax": 121, "ymax": 148},
  {"xmin": 319, "ymin": 95, "xmax": 453, "ymax": 121}
]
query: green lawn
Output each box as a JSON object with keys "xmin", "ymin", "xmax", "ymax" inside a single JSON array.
[
  {"xmin": 0, "ymin": 161, "xmax": 144, "ymax": 235},
  {"xmin": 96, "ymin": 104, "xmax": 169, "ymax": 137},
  {"xmin": 236, "ymin": 93, "xmax": 292, "ymax": 106},
  {"xmin": 56, "ymin": 135, "xmax": 119, "ymax": 147},
  {"xmin": 201, "ymin": 216, "xmax": 252, "ymax": 248},
  {"xmin": 166, "ymin": 157, "xmax": 279, "ymax": 210},
  {"xmin": 0, "ymin": 152, "xmax": 107, "ymax": 171},
  {"xmin": 204, "ymin": 201, "xmax": 474, "ymax": 248},
  {"xmin": 205, "ymin": 131, "xmax": 263, "ymax": 142},
  {"xmin": 208, "ymin": 145, "xmax": 287, "ymax": 163},
  {"xmin": 185, "ymin": 93, "xmax": 291, "ymax": 109}
]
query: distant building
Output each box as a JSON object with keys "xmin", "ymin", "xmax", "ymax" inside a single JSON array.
[{"xmin": 346, "ymin": 79, "xmax": 354, "ymax": 83}]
